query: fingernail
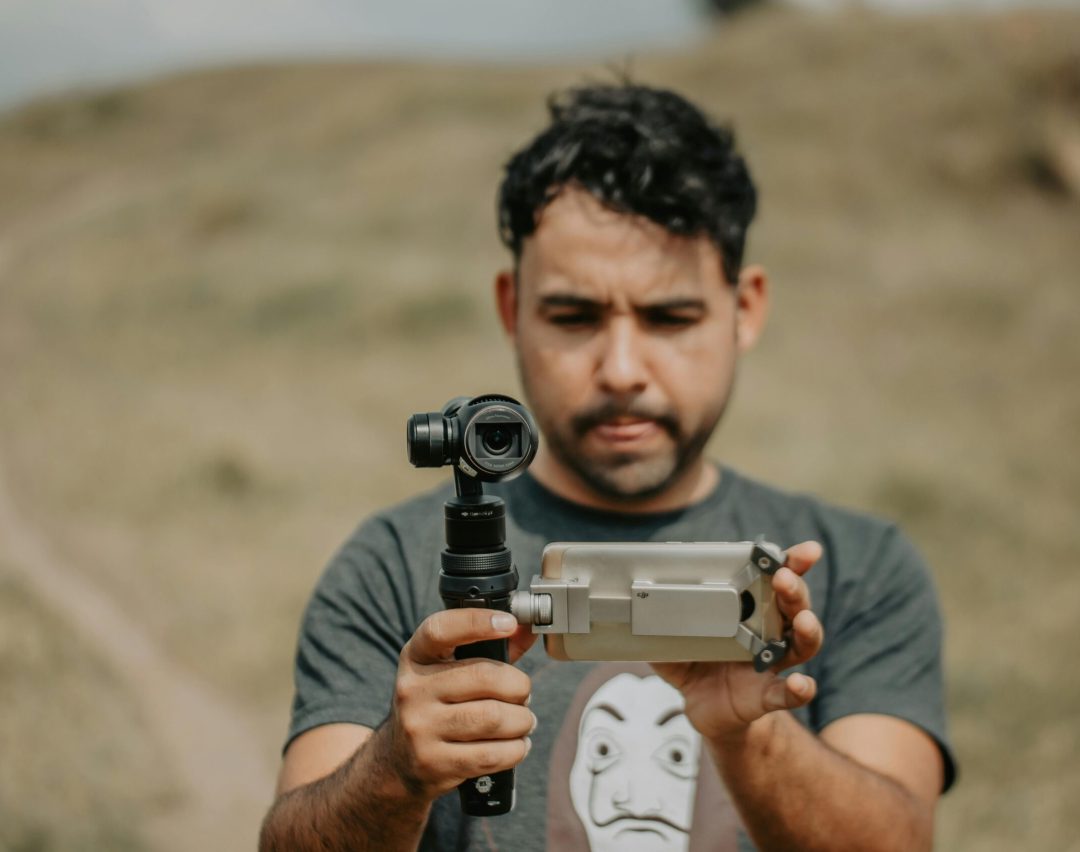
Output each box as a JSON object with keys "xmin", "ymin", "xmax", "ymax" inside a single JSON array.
[
  {"xmin": 524, "ymin": 692, "xmax": 532, "ymax": 707},
  {"xmin": 492, "ymin": 612, "xmax": 517, "ymax": 632},
  {"xmin": 524, "ymin": 736, "xmax": 533, "ymax": 757},
  {"xmin": 529, "ymin": 712, "xmax": 538, "ymax": 735},
  {"xmin": 790, "ymin": 674, "xmax": 807, "ymax": 695}
]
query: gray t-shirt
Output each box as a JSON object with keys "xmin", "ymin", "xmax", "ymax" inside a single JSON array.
[{"xmin": 287, "ymin": 467, "xmax": 957, "ymax": 851}]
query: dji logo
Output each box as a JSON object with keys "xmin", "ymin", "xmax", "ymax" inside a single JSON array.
[{"xmin": 474, "ymin": 776, "xmax": 493, "ymax": 794}]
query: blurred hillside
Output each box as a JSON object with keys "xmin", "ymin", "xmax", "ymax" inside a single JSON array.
[{"xmin": 1, "ymin": 6, "xmax": 1078, "ymax": 851}]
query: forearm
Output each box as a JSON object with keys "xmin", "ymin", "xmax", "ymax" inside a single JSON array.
[
  {"xmin": 710, "ymin": 712, "xmax": 933, "ymax": 852},
  {"xmin": 259, "ymin": 722, "xmax": 432, "ymax": 852}
]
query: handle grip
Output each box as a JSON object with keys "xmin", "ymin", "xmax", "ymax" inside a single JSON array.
[
  {"xmin": 453, "ymin": 636, "xmax": 515, "ymax": 815},
  {"xmin": 439, "ymin": 562, "xmax": 520, "ymax": 816}
]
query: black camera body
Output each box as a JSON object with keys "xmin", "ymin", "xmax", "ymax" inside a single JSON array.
[
  {"xmin": 407, "ymin": 394, "xmax": 538, "ymax": 485},
  {"xmin": 406, "ymin": 394, "xmax": 538, "ymax": 816}
]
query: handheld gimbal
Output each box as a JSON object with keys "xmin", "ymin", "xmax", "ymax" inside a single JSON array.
[{"xmin": 406, "ymin": 394, "xmax": 539, "ymax": 816}]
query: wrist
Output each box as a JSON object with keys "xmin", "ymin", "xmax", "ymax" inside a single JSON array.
[
  {"xmin": 356, "ymin": 720, "xmax": 432, "ymax": 805},
  {"xmin": 709, "ymin": 710, "xmax": 783, "ymax": 759}
]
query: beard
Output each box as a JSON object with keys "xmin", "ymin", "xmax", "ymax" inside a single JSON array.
[{"xmin": 521, "ymin": 372, "xmax": 731, "ymax": 504}]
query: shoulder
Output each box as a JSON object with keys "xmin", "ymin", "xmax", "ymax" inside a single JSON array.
[
  {"xmin": 723, "ymin": 466, "xmax": 901, "ymax": 553},
  {"xmin": 721, "ymin": 468, "xmax": 934, "ymax": 610},
  {"xmin": 312, "ymin": 481, "xmax": 454, "ymax": 602},
  {"xmin": 336, "ymin": 481, "xmax": 454, "ymax": 559}
]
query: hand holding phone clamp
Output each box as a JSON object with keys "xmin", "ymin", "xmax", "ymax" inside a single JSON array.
[{"xmin": 406, "ymin": 394, "xmax": 539, "ymax": 817}]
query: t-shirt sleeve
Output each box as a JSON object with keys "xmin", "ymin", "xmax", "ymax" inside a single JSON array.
[
  {"xmin": 812, "ymin": 524, "xmax": 958, "ymax": 792},
  {"xmin": 285, "ymin": 519, "xmax": 417, "ymax": 750}
]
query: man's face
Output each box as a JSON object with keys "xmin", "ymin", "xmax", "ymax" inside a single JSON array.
[{"xmin": 502, "ymin": 187, "xmax": 754, "ymax": 503}]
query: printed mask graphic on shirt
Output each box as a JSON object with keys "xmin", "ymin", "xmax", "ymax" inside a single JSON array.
[{"xmin": 567, "ymin": 672, "xmax": 701, "ymax": 852}]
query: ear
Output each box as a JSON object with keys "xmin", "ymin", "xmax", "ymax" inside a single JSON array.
[
  {"xmin": 734, "ymin": 264, "xmax": 769, "ymax": 353},
  {"xmin": 495, "ymin": 268, "xmax": 518, "ymax": 340}
]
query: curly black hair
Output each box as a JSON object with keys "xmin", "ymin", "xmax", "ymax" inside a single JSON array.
[{"xmin": 497, "ymin": 83, "xmax": 757, "ymax": 285}]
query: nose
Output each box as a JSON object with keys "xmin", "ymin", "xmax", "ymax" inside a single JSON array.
[
  {"xmin": 610, "ymin": 777, "xmax": 663, "ymax": 817},
  {"xmin": 595, "ymin": 317, "xmax": 648, "ymax": 397}
]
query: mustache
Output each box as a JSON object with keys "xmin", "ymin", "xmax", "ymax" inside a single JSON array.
[
  {"xmin": 591, "ymin": 811, "xmax": 688, "ymax": 833},
  {"xmin": 570, "ymin": 400, "xmax": 680, "ymax": 439}
]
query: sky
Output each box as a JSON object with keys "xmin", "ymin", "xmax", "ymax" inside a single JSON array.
[
  {"xmin": 0, "ymin": 0, "xmax": 1073, "ymax": 111},
  {"xmin": 0, "ymin": 0, "xmax": 705, "ymax": 109}
]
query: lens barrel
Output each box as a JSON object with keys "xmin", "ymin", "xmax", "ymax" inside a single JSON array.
[{"xmin": 406, "ymin": 412, "xmax": 449, "ymax": 467}]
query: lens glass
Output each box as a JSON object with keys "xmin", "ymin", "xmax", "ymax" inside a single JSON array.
[{"xmin": 481, "ymin": 426, "xmax": 512, "ymax": 455}]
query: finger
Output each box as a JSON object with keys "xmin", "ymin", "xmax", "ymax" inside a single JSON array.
[
  {"xmin": 439, "ymin": 699, "xmax": 537, "ymax": 743},
  {"xmin": 761, "ymin": 672, "xmax": 817, "ymax": 713},
  {"xmin": 429, "ymin": 658, "xmax": 532, "ymax": 705},
  {"xmin": 442, "ymin": 736, "xmax": 532, "ymax": 780},
  {"xmin": 782, "ymin": 609, "xmax": 824, "ymax": 668},
  {"xmin": 773, "ymin": 566, "xmax": 812, "ymax": 621},
  {"xmin": 406, "ymin": 609, "xmax": 519, "ymax": 665},
  {"xmin": 783, "ymin": 541, "xmax": 823, "ymax": 576},
  {"xmin": 648, "ymin": 661, "xmax": 687, "ymax": 691},
  {"xmin": 508, "ymin": 624, "xmax": 539, "ymax": 664}
]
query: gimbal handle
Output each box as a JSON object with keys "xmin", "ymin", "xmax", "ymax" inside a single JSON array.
[{"xmin": 439, "ymin": 491, "xmax": 519, "ymax": 815}]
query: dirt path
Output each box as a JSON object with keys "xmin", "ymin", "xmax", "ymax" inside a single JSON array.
[{"xmin": 0, "ymin": 453, "xmax": 275, "ymax": 851}]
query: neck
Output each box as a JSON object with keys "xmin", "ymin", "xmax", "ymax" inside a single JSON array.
[{"xmin": 529, "ymin": 452, "xmax": 719, "ymax": 514}]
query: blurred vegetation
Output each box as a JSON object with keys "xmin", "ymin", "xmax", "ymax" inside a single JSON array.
[
  {"xmin": 0, "ymin": 6, "xmax": 1078, "ymax": 850},
  {"xmin": 0, "ymin": 575, "xmax": 174, "ymax": 851}
]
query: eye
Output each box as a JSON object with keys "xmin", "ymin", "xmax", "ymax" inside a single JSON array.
[
  {"xmin": 549, "ymin": 312, "xmax": 599, "ymax": 329},
  {"xmin": 582, "ymin": 729, "xmax": 622, "ymax": 774},
  {"xmin": 642, "ymin": 310, "xmax": 698, "ymax": 329},
  {"xmin": 651, "ymin": 736, "xmax": 697, "ymax": 779}
]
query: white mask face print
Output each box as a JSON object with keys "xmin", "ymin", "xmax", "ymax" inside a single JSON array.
[{"xmin": 568, "ymin": 673, "xmax": 701, "ymax": 852}]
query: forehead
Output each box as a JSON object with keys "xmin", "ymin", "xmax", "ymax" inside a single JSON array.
[{"xmin": 518, "ymin": 187, "xmax": 727, "ymax": 301}]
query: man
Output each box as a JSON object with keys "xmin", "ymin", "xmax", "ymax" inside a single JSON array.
[{"xmin": 260, "ymin": 83, "xmax": 956, "ymax": 851}]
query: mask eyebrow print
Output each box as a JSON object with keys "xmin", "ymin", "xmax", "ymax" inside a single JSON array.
[
  {"xmin": 656, "ymin": 707, "xmax": 686, "ymax": 726},
  {"xmin": 588, "ymin": 702, "xmax": 625, "ymax": 722}
]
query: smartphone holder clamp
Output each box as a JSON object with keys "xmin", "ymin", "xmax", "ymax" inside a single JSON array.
[{"xmin": 511, "ymin": 541, "xmax": 789, "ymax": 672}]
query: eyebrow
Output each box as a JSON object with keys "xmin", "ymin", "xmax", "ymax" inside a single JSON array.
[
  {"xmin": 537, "ymin": 294, "xmax": 707, "ymax": 312},
  {"xmin": 656, "ymin": 707, "xmax": 686, "ymax": 726},
  {"xmin": 639, "ymin": 298, "xmax": 707, "ymax": 313},
  {"xmin": 538, "ymin": 294, "xmax": 602, "ymax": 310}
]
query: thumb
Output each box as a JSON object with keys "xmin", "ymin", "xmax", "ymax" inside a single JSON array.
[
  {"xmin": 784, "ymin": 541, "xmax": 823, "ymax": 576},
  {"xmin": 761, "ymin": 672, "xmax": 817, "ymax": 713},
  {"xmin": 508, "ymin": 624, "xmax": 539, "ymax": 663}
]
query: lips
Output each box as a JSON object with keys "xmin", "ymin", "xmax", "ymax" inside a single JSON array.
[{"xmin": 591, "ymin": 418, "xmax": 661, "ymax": 444}]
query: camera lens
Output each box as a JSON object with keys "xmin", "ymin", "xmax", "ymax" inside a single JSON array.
[
  {"xmin": 481, "ymin": 426, "xmax": 512, "ymax": 455},
  {"xmin": 406, "ymin": 412, "xmax": 448, "ymax": 467},
  {"xmin": 457, "ymin": 396, "xmax": 538, "ymax": 481}
]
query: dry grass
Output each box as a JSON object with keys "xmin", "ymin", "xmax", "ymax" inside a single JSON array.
[
  {"xmin": 0, "ymin": 573, "xmax": 175, "ymax": 851},
  {"xmin": 1, "ymin": 6, "xmax": 1078, "ymax": 849}
]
